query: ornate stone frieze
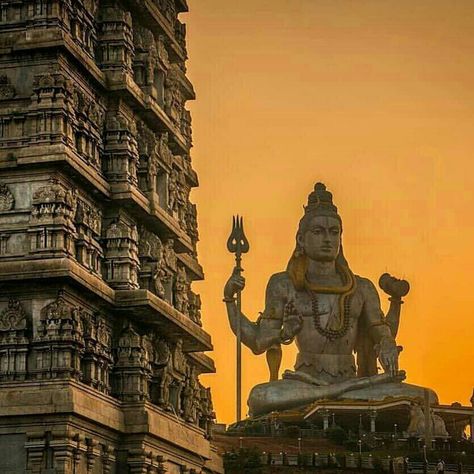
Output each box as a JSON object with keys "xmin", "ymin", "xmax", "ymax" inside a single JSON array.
[{"xmin": 0, "ymin": 183, "xmax": 14, "ymax": 212}]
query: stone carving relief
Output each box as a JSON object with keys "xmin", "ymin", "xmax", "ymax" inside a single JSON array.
[
  {"xmin": 174, "ymin": 265, "xmax": 189, "ymax": 315},
  {"xmin": 75, "ymin": 198, "xmax": 103, "ymax": 274},
  {"xmin": 71, "ymin": 86, "xmax": 105, "ymax": 170},
  {"xmin": 32, "ymin": 295, "xmax": 85, "ymax": 381},
  {"xmin": 185, "ymin": 202, "xmax": 199, "ymax": 251},
  {"xmin": 188, "ymin": 291, "xmax": 202, "ymax": 326},
  {"xmin": 81, "ymin": 312, "xmax": 113, "ymax": 394},
  {"xmin": 103, "ymin": 220, "xmax": 140, "ymax": 290},
  {"xmin": 0, "ymin": 183, "xmax": 14, "ymax": 212},
  {"xmin": 97, "ymin": 5, "xmax": 134, "ymax": 76},
  {"xmin": 198, "ymin": 385, "xmax": 216, "ymax": 438},
  {"xmin": 113, "ymin": 324, "xmax": 153, "ymax": 401},
  {"xmin": 0, "ymin": 298, "xmax": 29, "ymax": 381},
  {"xmin": 181, "ymin": 108, "xmax": 192, "ymax": 145},
  {"xmin": 30, "ymin": 179, "xmax": 78, "ymax": 256},
  {"xmin": 103, "ymin": 113, "xmax": 139, "ymax": 186},
  {"xmin": 167, "ymin": 163, "xmax": 190, "ymax": 230},
  {"xmin": 138, "ymin": 227, "xmax": 168, "ymax": 298},
  {"xmin": 0, "ymin": 298, "xmax": 27, "ymax": 332},
  {"xmin": 0, "ymin": 75, "xmax": 15, "ymax": 100},
  {"xmin": 164, "ymin": 66, "xmax": 184, "ymax": 128}
]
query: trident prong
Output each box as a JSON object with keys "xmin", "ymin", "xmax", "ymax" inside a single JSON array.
[
  {"xmin": 226, "ymin": 215, "xmax": 250, "ymax": 268},
  {"xmin": 226, "ymin": 215, "xmax": 250, "ymax": 423}
]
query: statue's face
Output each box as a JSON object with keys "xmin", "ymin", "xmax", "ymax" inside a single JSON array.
[{"xmin": 298, "ymin": 215, "xmax": 341, "ymax": 262}]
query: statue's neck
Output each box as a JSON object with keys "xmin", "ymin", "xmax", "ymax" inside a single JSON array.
[{"xmin": 306, "ymin": 259, "xmax": 337, "ymax": 282}]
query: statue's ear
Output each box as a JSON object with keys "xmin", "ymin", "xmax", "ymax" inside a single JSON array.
[{"xmin": 296, "ymin": 232, "xmax": 304, "ymax": 249}]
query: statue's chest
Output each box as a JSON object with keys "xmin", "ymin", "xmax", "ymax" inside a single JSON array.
[{"xmin": 289, "ymin": 289, "xmax": 363, "ymax": 324}]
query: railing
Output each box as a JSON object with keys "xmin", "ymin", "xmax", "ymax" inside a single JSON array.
[{"xmin": 229, "ymin": 451, "xmax": 474, "ymax": 472}]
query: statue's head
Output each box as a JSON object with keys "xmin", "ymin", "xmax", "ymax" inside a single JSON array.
[
  {"xmin": 287, "ymin": 182, "xmax": 351, "ymax": 290},
  {"xmin": 296, "ymin": 183, "xmax": 342, "ymax": 263}
]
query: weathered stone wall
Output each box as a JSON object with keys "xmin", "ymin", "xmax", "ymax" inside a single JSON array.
[{"xmin": 0, "ymin": 0, "xmax": 222, "ymax": 472}]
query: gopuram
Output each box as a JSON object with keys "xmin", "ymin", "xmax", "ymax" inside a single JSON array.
[
  {"xmin": 0, "ymin": 1, "xmax": 223, "ymax": 473},
  {"xmin": 223, "ymin": 183, "xmax": 474, "ymax": 447}
]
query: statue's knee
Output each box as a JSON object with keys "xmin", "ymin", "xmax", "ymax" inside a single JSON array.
[{"xmin": 248, "ymin": 384, "xmax": 272, "ymax": 416}]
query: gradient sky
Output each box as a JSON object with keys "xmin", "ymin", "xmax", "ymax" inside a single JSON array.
[{"xmin": 184, "ymin": 0, "xmax": 474, "ymax": 424}]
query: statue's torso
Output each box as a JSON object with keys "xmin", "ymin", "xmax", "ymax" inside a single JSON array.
[{"xmin": 269, "ymin": 271, "xmax": 368, "ymax": 383}]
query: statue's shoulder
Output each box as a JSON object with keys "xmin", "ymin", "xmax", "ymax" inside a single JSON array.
[
  {"xmin": 267, "ymin": 271, "xmax": 291, "ymax": 294},
  {"xmin": 354, "ymin": 274, "xmax": 378, "ymax": 294}
]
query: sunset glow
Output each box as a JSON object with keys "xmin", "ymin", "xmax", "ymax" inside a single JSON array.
[{"xmin": 185, "ymin": 0, "xmax": 474, "ymax": 424}]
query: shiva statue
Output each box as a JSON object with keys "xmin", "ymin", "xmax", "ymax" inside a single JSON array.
[{"xmin": 223, "ymin": 183, "xmax": 438, "ymax": 417}]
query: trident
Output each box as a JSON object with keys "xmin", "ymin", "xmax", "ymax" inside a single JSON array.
[{"xmin": 226, "ymin": 215, "xmax": 250, "ymax": 422}]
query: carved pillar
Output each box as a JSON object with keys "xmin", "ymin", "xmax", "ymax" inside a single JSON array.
[
  {"xmin": 97, "ymin": 5, "xmax": 134, "ymax": 83},
  {"xmin": 0, "ymin": 298, "xmax": 29, "ymax": 381},
  {"xmin": 28, "ymin": 179, "xmax": 77, "ymax": 257},
  {"xmin": 113, "ymin": 325, "xmax": 152, "ymax": 401},
  {"xmin": 75, "ymin": 199, "xmax": 103, "ymax": 275},
  {"xmin": 101, "ymin": 444, "xmax": 116, "ymax": 474},
  {"xmin": 25, "ymin": 433, "xmax": 46, "ymax": 474},
  {"xmin": 369, "ymin": 410, "xmax": 377, "ymax": 433},
  {"xmin": 321, "ymin": 409, "xmax": 330, "ymax": 431},
  {"xmin": 31, "ymin": 295, "xmax": 84, "ymax": 381},
  {"xmin": 81, "ymin": 313, "xmax": 113, "ymax": 394},
  {"xmin": 103, "ymin": 220, "xmax": 140, "ymax": 290},
  {"xmin": 103, "ymin": 114, "xmax": 140, "ymax": 187}
]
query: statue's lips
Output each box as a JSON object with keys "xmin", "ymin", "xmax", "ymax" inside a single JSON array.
[{"xmin": 320, "ymin": 247, "xmax": 332, "ymax": 251}]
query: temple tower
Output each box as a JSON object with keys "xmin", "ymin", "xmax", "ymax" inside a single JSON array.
[{"xmin": 0, "ymin": 1, "xmax": 222, "ymax": 472}]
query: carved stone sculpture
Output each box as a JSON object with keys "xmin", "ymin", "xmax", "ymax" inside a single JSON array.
[
  {"xmin": 174, "ymin": 266, "xmax": 189, "ymax": 315},
  {"xmin": 32, "ymin": 295, "xmax": 84, "ymax": 381},
  {"xmin": 224, "ymin": 182, "xmax": 438, "ymax": 416},
  {"xmin": 0, "ymin": 183, "xmax": 14, "ymax": 212}
]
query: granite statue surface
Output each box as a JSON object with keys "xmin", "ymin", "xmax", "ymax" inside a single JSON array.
[{"xmin": 224, "ymin": 183, "xmax": 437, "ymax": 416}]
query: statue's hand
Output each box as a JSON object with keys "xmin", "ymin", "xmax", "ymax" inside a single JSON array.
[
  {"xmin": 377, "ymin": 336, "xmax": 399, "ymax": 377},
  {"xmin": 223, "ymin": 267, "xmax": 245, "ymax": 299},
  {"xmin": 280, "ymin": 300, "xmax": 303, "ymax": 343}
]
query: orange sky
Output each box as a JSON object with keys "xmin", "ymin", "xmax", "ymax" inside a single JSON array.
[{"xmin": 184, "ymin": 0, "xmax": 474, "ymax": 424}]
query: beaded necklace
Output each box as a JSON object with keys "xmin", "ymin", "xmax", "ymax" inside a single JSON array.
[
  {"xmin": 304, "ymin": 264, "xmax": 356, "ymax": 341},
  {"xmin": 310, "ymin": 291, "xmax": 352, "ymax": 341}
]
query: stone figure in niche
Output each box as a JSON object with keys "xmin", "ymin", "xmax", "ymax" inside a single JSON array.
[
  {"xmin": 174, "ymin": 266, "xmax": 189, "ymax": 314},
  {"xmin": 224, "ymin": 182, "xmax": 438, "ymax": 416},
  {"xmin": 155, "ymin": 339, "xmax": 173, "ymax": 409},
  {"xmin": 168, "ymin": 167, "xmax": 178, "ymax": 214},
  {"xmin": 163, "ymin": 239, "xmax": 177, "ymax": 272},
  {"xmin": 0, "ymin": 183, "xmax": 14, "ymax": 212},
  {"xmin": 172, "ymin": 338, "xmax": 187, "ymax": 376},
  {"xmin": 188, "ymin": 291, "xmax": 202, "ymax": 326}
]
